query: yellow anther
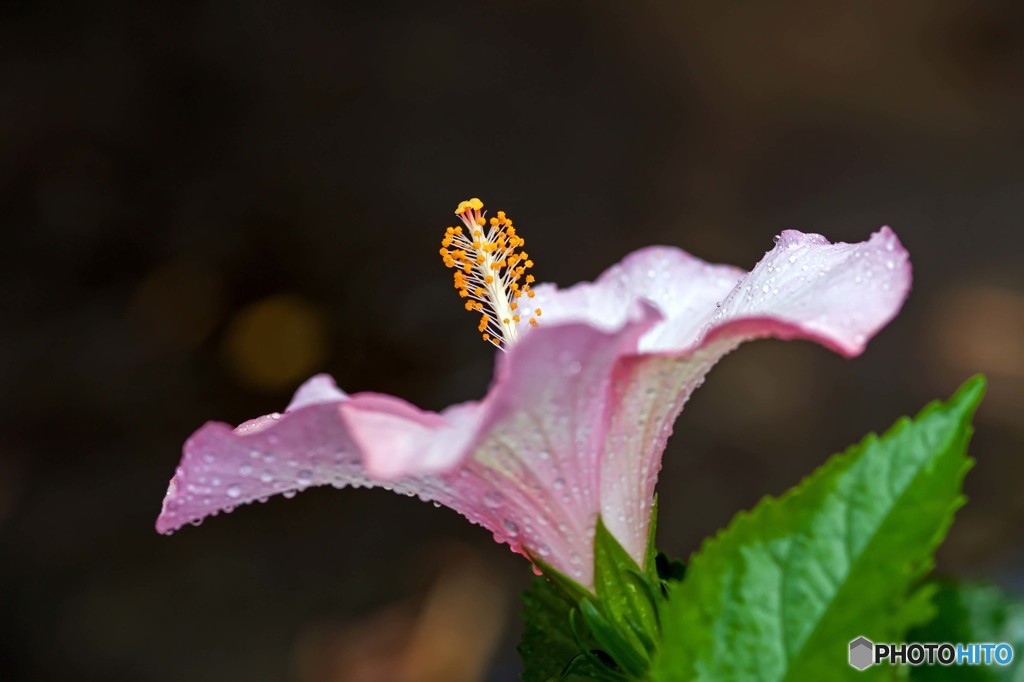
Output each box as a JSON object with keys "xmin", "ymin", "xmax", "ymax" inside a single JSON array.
[{"xmin": 440, "ymin": 198, "xmax": 540, "ymax": 349}]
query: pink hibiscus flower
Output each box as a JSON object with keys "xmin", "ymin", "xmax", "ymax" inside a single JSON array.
[{"xmin": 156, "ymin": 199, "xmax": 911, "ymax": 589}]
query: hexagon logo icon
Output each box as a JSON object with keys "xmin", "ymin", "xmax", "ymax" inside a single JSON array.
[{"xmin": 849, "ymin": 637, "xmax": 874, "ymax": 670}]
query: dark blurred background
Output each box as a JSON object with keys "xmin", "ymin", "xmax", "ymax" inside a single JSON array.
[{"xmin": 2, "ymin": 1, "xmax": 1023, "ymax": 680}]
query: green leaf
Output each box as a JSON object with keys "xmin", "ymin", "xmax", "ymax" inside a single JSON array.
[
  {"xmin": 908, "ymin": 581, "xmax": 1024, "ymax": 681},
  {"xmin": 594, "ymin": 517, "xmax": 659, "ymax": 647},
  {"xmin": 518, "ymin": 574, "xmax": 597, "ymax": 682},
  {"xmin": 580, "ymin": 597, "xmax": 650, "ymax": 678},
  {"xmin": 521, "ymin": 516, "xmax": 665, "ymax": 680},
  {"xmin": 651, "ymin": 376, "xmax": 986, "ymax": 682}
]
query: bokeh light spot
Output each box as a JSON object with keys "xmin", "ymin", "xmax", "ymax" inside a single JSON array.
[
  {"xmin": 222, "ymin": 295, "xmax": 329, "ymax": 391},
  {"xmin": 129, "ymin": 260, "xmax": 224, "ymax": 352}
]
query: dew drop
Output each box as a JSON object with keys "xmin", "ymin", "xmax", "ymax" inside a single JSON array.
[
  {"xmin": 483, "ymin": 491, "xmax": 505, "ymax": 509},
  {"xmin": 239, "ymin": 464, "xmax": 253, "ymax": 477},
  {"xmin": 260, "ymin": 471, "xmax": 274, "ymax": 483},
  {"xmin": 502, "ymin": 519, "xmax": 519, "ymax": 536},
  {"xmin": 226, "ymin": 485, "xmax": 241, "ymax": 498},
  {"xmin": 283, "ymin": 490, "xmax": 297, "ymax": 499},
  {"xmin": 296, "ymin": 469, "xmax": 313, "ymax": 486}
]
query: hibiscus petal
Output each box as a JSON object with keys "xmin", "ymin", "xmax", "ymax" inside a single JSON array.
[
  {"xmin": 156, "ymin": 375, "xmax": 366, "ymax": 534},
  {"xmin": 340, "ymin": 304, "xmax": 661, "ymax": 585},
  {"xmin": 528, "ymin": 246, "xmax": 744, "ymax": 350},
  {"xmin": 596, "ymin": 227, "xmax": 911, "ymax": 560},
  {"xmin": 286, "ymin": 373, "xmax": 347, "ymax": 410},
  {"xmin": 339, "ymin": 394, "xmax": 478, "ymax": 479}
]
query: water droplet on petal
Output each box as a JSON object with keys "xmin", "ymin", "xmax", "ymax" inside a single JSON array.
[
  {"xmin": 296, "ymin": 469, "xmax": 313, "ymax": 486},
  {"xmin": 502, "ymin": 519, "xmax": 519, "ymax": 537},
  {"xmin": 260, "ymin": 471, "xmax": 274, "ymax": 483},
  {"xmin": 282, "ymin": 490, "xmax": 297, "ymax": 499},
  {"xmin": 483, "ymin": 491, "xmax": 505, "ymax": 509},
  {"xmin": 226, "ymin": 485, "xmax": 241, "ymax": 498},
  {"xmin": 239, "ymin": 464, "xmax": 253, "ymax": 476}
]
